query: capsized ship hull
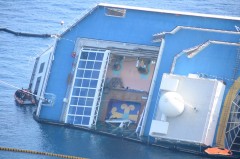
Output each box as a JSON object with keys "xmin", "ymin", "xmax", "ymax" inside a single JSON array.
[{"xmin": 29, "ymin": 3, "xmax": 240, "ymax": 158}]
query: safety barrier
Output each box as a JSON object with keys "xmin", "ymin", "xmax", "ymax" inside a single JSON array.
[
  {"xmin": 153, "ymin": 25, "xmax": 240, "ymax": 42},
  {"xmin": 0, "ymin": 146, "xmax": 87, "ymax": 159}
]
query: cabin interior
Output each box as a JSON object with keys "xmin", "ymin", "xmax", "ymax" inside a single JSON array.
[{"xmin": 97, "ymin": 53, "xmax": 156, "ymax": 129}]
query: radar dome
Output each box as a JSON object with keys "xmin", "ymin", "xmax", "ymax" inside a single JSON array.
[{"xmin": 158, "ymin": 92, "xmax": 184, "ymax": 117}]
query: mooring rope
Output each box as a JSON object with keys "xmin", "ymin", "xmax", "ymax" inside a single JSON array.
[
  {"xmin": 0, "ymin": 79, "xmax": 47, "ymax": 101},
  {"xmin": 0, "ymin": 147, "xmax": 87, "ymax": 159},
  {"xmin": 0, "ymin": 28, "xmax": 58, "ymax": 38}
]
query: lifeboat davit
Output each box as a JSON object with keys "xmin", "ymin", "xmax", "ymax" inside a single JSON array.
[{"xmin": 14, "ymin": 89, "xmax": 36, "ymax": 105}]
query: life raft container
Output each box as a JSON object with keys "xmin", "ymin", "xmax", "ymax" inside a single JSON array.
[{"xmin": 204, "ymin": 147, "xmax": 232, "ymax": 156}]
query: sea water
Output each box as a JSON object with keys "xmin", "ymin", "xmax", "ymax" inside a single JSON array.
[{"xmin": 0, "ymin": 0, "xmax": 239, "ymax": 159}]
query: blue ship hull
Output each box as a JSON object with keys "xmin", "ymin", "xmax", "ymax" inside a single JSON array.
[{"xmin": 29, "ymin": 3, "xmax": 240, "ymax": 158}]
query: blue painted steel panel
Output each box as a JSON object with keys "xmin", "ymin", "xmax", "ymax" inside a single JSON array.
[
  {"xmin": 38, "ymin": 5, "xmax": 240, "ymax": 130},
  {"xmin": 143, "ymin": 31, "xmax": 240, "ymax": 136}
]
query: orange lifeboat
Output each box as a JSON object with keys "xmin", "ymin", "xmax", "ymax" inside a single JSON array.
[
  {"xmin": 204, "ymin": 147, "xmax": 232, "ymax": 156},
  {"xmin": 14, "ymin": 89, "xmax": 36, "ymax": 105}
]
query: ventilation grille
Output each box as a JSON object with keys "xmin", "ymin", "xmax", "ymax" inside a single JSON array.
[{"xmin": 105, "ymin": 7, "xmax": 126, "ymax": 17}]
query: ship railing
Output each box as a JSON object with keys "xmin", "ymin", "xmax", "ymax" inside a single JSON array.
[
  {"xmin": 92, "ymin": 51, "xmax": 110, "ymax": 128},
  {"xmin": 153, "ymin": 26, "xmax": 240, "ymax": 42},
  {"xmin": 139, "ymin": 39, "xmax": 166, "ymax": 136},
  {"xmin": 135, "ymin": 108, "xmax": 145, "ymax": 134},
  {"xmin": 170, "ymin": 40, "xmax": 240, "ymax": 74}
]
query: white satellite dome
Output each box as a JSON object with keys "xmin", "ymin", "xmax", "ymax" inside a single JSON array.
[{"xmin": 159, "ymin": 92, "xmax": 185, "ymax": 117}]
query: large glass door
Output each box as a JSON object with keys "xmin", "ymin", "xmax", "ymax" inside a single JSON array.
[{"xmin": 65, "ymin": 48, "xmax": 110, "ymax": 127}]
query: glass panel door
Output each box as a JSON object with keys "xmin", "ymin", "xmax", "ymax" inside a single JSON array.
[{"xmin": 65, "ymin": 48, "xmax": 110, "ymax": 127}]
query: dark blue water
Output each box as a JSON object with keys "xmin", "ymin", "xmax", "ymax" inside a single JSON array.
[{"xmin": 0, "ymin": 1, "xmax": 239, "ymax": 159}]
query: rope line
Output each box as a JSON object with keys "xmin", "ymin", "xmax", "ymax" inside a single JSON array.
[
  {"xmin": 0, "ymin": 28, "xmax": 58, "ymax": 38},
  {"xmin": 0, "ymin": 147, "xmax": 88, "ymax": 159},
  {"xmin": 0, "ymin": 79, "xmax": 46, "ymax": 101}
]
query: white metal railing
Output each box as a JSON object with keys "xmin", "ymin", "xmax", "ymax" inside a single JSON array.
[
  {"xmin": 135, "ymin": 109, "xmax": 145, "ymax": 134},
  {"xmin": 170, "ymin": 40, "xmax": 240, "ymax": 74},
  {"xmin": 92, "ymin": 51, "xmax": 110, "ymax": 127},
  {"xmin": 139, "ymin": 39, "xmax": 166, "ymax": 136},
  {"xmin": 153, "ymin": 26, "xmax": 240, "ymax": 42}
]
